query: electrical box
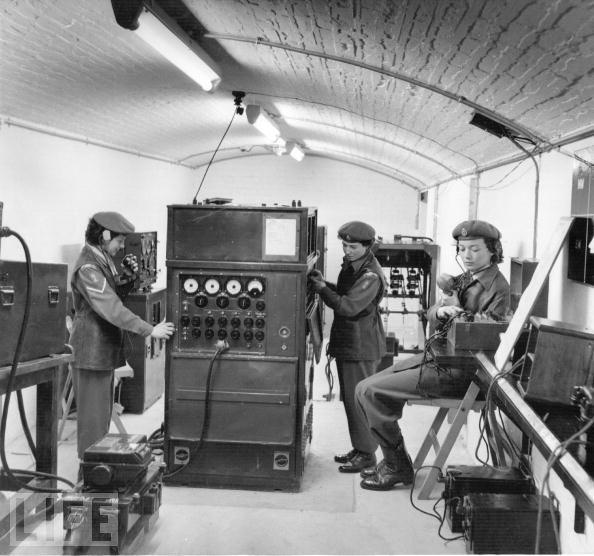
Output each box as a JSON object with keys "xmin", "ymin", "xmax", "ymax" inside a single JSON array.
[
  {"xmin": 112, "ymin": 231, "xmax": 158, "ymax": 292},
  {"xmin": 0, "ymin": 260, "xmax": 68, "ymax": 367},
  {"xmin": 570, "ymin": 160, "xmax": 594, "ymax": 217},
  {"xmin": 519, "ymin": 316, "xmax": 594, "ymax": 406},
  {"xmin": 510, "ymin": 257, "xmax": 548, "ymax": 317},
  {"xmin": 119, "ymin": 288, "xmax": 166, "ymax": 413},
  {"xmin": 444, "ymin": 465, "xmax": 534, "ymax": 533},
  {"xmin": 164, "ymin": 203, "xmax": 318, "ymax": 491},
  {"xmin": 463, "ymin": 493, "xmax": 559, "ymax": 554}
]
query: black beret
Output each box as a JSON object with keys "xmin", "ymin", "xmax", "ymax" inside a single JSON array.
[
  {"xmin": 92, "ymin": 211, "xmax": 135, "ymax": 234},
  {"xmin": 338, "ymin": 221, "xmax": 376, "ymax": 243},
  {"xmin": 452, "ymin": 220, "xmax": 501, "ymax": 241}
]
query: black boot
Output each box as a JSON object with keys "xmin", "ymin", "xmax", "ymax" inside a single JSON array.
[
  {"xmin": 359, "ymin": 443, "xmax": 414, "ymax": 490},
  {"xmin": 334, "ymin": 448, "xmax": 357, "ymax": 463},
  {"xmin": 360, "ymin": 464, "xmax": 378, "ymax": 478},
  {"xmin": 338, "ymin": 451, "xmax": 376, "ymax": 473}
]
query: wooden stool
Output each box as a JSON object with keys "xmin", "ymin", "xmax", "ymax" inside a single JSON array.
[{"xmin": 407, "ymin": 381, "xmax": 485, "ymax": 499}]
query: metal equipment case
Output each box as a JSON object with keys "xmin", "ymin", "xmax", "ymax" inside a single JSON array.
[
  {"xmin": 164, "ymin": 204, "xmax": 318, "ymax": 491},
  {"xmin": 0, "ymin": 260, "xmax": 68, "ymax": 366},
  {"xmin": 119, "ymin": 288, "xmax": 167, "ymax": 413},
  {"xmin": 444, "ymin": 465, "xmax": 534, "ymax": 532},
  {"xmin": 462, "ymin": 493, "xmax": 559, "ymax": 554},
  {"xmin": 519, "ymin": 316, "xmax": 594, "ymax": 406}
]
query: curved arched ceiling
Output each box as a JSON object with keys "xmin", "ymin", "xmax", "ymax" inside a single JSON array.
[{"xmin": 1, "ymin": 0, "xmax": 593, "ymax": 191}]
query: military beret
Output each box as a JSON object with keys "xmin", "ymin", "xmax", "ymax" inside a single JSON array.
[
  {"xmin": 338, "ymin": 221, "xmax": 376, "ymax": 243},
  {"xmin": 92, "ymin": 211, "xmax": 135, "ymax": 234},
  {"xmin": 452, "ymin": 219, "xmax": 501, "ymax": 241}
]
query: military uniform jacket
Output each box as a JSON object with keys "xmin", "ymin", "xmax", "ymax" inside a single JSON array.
[
  {"xmin": 69, "ymin": 244, "xmax": 153, "ymax": 370},
  {"xmin": 320, "ymin": 250, "xmax": 386, "ymax": 360},
  {"xmin": 427, "ymin": 264, "xmax": 510, "ymax": 333}
]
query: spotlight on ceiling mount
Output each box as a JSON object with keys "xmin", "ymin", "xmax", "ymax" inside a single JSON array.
[
  {"xmin": 111, "ymin": 0, "xmax": 221, "ymax": 92},
  {"xmin": 285, "ymin": 142, "xmax": 305, "ymax": 162},
  {"xmin": 246, "ymin": 104, "xmax": 284, "ymax": 144}
]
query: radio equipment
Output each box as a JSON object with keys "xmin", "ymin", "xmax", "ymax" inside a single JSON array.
[
  {"xmin": 119, "ymin": 288, "xmax": 167, "ymax": 413},
  {"xmin": 0, "ymin": 260, "xmax": 67, "ymax": 367},
  {"xmin": 112, "ymin": 231, "xmax": 158, "ymax": 292},
  {"xmin": 444, "ymin": 465, "xmax": 534, "ymax": 533},
  {"xmin": 164, "ymin": 203, "xmax": 318, "ymax": 491},
  {"xmin": 63, "ymin": 434, "xmax": 163, "ymax": 554},
  {"xmin": 519, "ymin": 316, "xmax": 594, "ymax": 406},
  {"xmin": 447, "ymin": 316, "xmax": 509, "ymax": 351},
  {"xmin": 462, "ymin": 493, "xmax": 559, "ymax": 554}
]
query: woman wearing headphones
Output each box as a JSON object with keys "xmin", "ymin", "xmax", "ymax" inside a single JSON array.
[
  {"xmin": 353, "ymin": 219, "xmax": 510, "ymax": 491},
  {"xmin": 69, "ymin": 212, "xmax": 174, "ymax": 467}
]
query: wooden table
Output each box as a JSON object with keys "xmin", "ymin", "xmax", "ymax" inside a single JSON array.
[{"xmin": 0, "ymin": 353, "xmax": 73, "ymax": 540}]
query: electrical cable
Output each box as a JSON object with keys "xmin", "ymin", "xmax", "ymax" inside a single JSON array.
[
  {"xmin": 408, "ymin": 465, "xmax": 465, "ymax": 542},
  {"xmin": 191, "ymin": 107, "xmax": 239, "ymax": 204},
  {"xmin": 323, "ymin": 342, "xmax": 335, "ymax": 401},
  {"xmin": 163, "ymin": 342, "xmax": 229, "ymax": 479},
  {"xmin": 535, "ymin": 415, "xmax": 594, "ymax": 554},
  {"xmin": 0, "ymin": 227, "xmax": 75, "ymax": 492},
  {"xmin": 17, "ymin": 389, "xmax": 38, "ymax": 463}
]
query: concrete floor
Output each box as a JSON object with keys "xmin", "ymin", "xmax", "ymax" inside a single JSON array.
[{"xmin": 3, "ymin": 356, "xmax": 476, "ymax": 555}]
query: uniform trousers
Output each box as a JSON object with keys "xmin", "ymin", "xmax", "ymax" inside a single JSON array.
[
  {"xmin": 336, "ymin": 359, "xmax": 380, "ymax": 454},
  {"xmin": 355, "ymin": 356, "xmax": 474, "ymax": 449},
  {"xmin": 72, "ymin": 367, "xmax": 114, "ymax": 459}
]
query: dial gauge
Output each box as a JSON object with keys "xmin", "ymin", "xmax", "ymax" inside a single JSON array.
[
  {"xmin": 247, "ymin": 278, "xmax": 264, "ymax": 297},
  {"xmin": 204, "ymin": 278, "xmax": 221, "ymax": 295},
  {"xmin": 225, "ymin": 279, "xmax": 242, "ymax": 296},
  {"xmin": 183, "ymin": 278, "xmax": 199, "ymax": 294}
]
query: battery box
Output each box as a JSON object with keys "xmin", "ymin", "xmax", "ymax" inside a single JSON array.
[
  {"xmin": 447, "ymin": 318, "xmax": 508, "ymax": 350},
  {"xmin": 444, "ymin": 465, "xmax": 534, "ymax": 532},
  {"xmin": 81, "ymin": 433, "xmax": 152, "ymax": 489},
  {"xmin": 463, "ymin": 492, "xmax": 559, "ymax": 554}
]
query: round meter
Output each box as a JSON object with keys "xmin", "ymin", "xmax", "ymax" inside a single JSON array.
[
  {"xmin": 183, "ymin": 277, "xmax": 199, "ymax": 294},
  {"xmin": 204, "ymin": 278, "xmax": 221, "ymax": 295},
  {"xmin": 225, "ymin": 278, "xmax": 242, "ymax": 296},
  {"xmin": 247, "ymin": 278, "xmax": 264, "ymax": 297}
]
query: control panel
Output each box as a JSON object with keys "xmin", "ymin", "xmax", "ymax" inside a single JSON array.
[{"xmin": 176, "ymin": 272, "xmax": 270, "ymax": 354}]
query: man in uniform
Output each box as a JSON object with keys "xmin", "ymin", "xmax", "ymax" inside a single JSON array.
[
  {"xmin": 69, "ymin": 211, "xmax": 175, "ymax": 462},
  {"xmin": 309, "ymin": 221, "xmax": 387, "ymax": 473},
  {"xmin": 354, "ymin": 219, "xmax": 510, "ymax": 490}
]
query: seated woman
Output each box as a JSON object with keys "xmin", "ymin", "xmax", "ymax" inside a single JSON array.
[{"xmin": 354, "ymin": 219, "xmax": 510, "ymax": 490}]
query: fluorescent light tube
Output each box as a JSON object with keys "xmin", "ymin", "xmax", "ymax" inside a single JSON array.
[
  {"xmin": 136, "ymin": 8, "xmax": 221, "ymax": 92},
  {"xmin": 246, "ymin": 105, "xmax": 283, "ymax": 142}
]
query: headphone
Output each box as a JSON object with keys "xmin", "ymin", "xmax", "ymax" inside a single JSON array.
[{"xmin": 102, "ymin": 229, "xmax": 111, "ymax": 241}]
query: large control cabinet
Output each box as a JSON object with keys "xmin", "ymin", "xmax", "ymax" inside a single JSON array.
[{"xmin": 164, "ymin": 204, "xmax": 318, "ymax": 491}]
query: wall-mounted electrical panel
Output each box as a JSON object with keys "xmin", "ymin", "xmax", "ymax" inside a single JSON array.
[{"xmin": 164, "ymin": 203, "xmax": 318, "ymax": 491}]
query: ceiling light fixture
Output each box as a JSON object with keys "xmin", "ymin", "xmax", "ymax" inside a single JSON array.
[
  {"xmin": 111, "ymin": 0, "xmax": 221, "ymax": 92},
  {"xmin": 246, "ymin": 104, "xmax": 284, "ymax": 143},
  {"xmin": 285, "ymin": 142, "xmax": 305, "ymax": 162}
]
